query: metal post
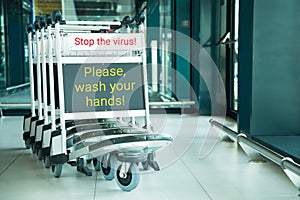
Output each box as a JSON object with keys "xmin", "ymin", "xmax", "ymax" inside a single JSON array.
[
  {"xmin": 55, "ymin": 22, "xmax": 67, "ymax": 154},
  {"xmin": 143, "ymin": 31, "xmax": 151, "ymax": 132},
  {"xmin": 36, "ymin": 31, "xmax": 43, "ymax": 120},
  {"xmin": 28, "ymin": 31, "xmax": 36, "ymax": 117},
  {"xmin": 151, "ymin": 40, "xmax": 158, "ymax": 92},
  {"xmin": 41, "ymin": 28, "xmax": 48, "ymax": 124},
  {"xmin": 48, "ymin": 26, "xmax": 56, "ymax": 131}
]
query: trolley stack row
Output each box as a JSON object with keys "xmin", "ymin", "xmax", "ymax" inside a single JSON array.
[{"xmin": 22, "ymin": 11, "xmax": 172, "ymax": 191}]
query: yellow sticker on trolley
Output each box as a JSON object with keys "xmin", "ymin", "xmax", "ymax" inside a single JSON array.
[{"xmin": 63, "ymin": 63, "xmax": 144, "ymax": 113}]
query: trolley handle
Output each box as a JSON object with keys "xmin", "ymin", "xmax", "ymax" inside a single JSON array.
[
  {"xmin": 39, "ymin": 16, "xmax": 46, "ymax": 29},
  {"xmin": 46, "ymin": 14, "xmax": 53, "ymax": 27},
  {"xmin": 133, "ymin": 2, "xmax": 147, "ymax": 26},
  {"xmin": 26, "ymin": 23, "xmax": 33, "ymax": 33},
  {"xmin": 52, "ymin": 10, "xmax": 62, "ymax": 24},
  {"xmin": 34, "ymin": 20, "xmax": 40, "ymax": 31},
  {"xmin": 112, "ymin": 3, "xmax": 147, "ymax": 31},
  {"xmin": 63, "ymin": 21, "xmax": 121, "ymax": 26},
  {"xmin": 50, "ymin": 5, "xmax": 146, "ymax": 33}
]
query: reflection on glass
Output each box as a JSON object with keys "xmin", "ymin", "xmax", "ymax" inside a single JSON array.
[
  {"xmin": 64, "ymin": 0, "xmax": 135, "ymax": 21},
  {"xmin": 159, "ymin": 0, "xmax": 174, "ymax": 100},
  {"xmin": 147, "ymin": 0, "xmax": 176, "ymax": 104},
  {"xmin": 23, "ymin": 9, "xmax": 30, "ymax": 83}
]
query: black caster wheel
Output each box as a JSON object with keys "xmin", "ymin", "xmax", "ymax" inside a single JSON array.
[
  {"xmin": 86, "ymin": 159, "xmax": 92, "ymax": 164},
  {"xmin": 31, "ymin": 143, "xmax": 37, "ymax": 154},
  {"xmin": 25, "ymin": 138, "xmax": 31, "ymax": 149},
  {"xmin": 93, "ymin": 157, "xmax": 101, "ymax": 171},
  {"xmin": 51, "ymin": 164, "xmax": 63, "ymax": 178},
  {"xmin": 101, "ymin": 154, "xmax": 116, "ymax": 180},
  {"xmin": 115, "ymin": 163, "xmax": 140, "ymax": 191},
  {"xmin": 37, "ymin": 148, "xmax": 43, "ymax": 160},
  {"xmin": 43, "ymin": 156, "xmax": 50, "ymax": 168}
]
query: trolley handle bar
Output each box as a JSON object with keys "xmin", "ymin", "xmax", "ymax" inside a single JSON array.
[
  {"xmin": 59, "ymin": 25, "xmax": 111, "ymax": 31},
  {"xmin": 63, "ymin": 20, "xmax": 121, "ymax": 26}
]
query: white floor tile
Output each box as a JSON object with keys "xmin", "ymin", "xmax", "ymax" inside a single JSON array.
[{"xmin": 0, "ymin": 116, "xmax": 299, "ymax": 200}]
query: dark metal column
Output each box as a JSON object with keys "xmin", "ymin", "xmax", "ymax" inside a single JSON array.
[
  {"xmin": 4, "ymin": 0, "xmax": 29, "ymax": 87},
  {"xmin": 237, "ymin": 0, "xmax": 254, "ymax": 134}
]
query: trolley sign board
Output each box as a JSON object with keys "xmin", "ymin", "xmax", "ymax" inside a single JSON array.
[
  {"xmin": 66, "ymin": 33, "xmax": 144, "ymax": 51},
  {"xmin": 62, "ymin": 62, "xmax": 145, "ymax": 114}
]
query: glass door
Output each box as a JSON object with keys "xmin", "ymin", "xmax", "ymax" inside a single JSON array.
[
  {"xmin": 147, "ymin": 0, "xmax": 178, "ymax": 107},
  {"xmin": 23, "ymin": 0, "xmax": 31, "ymax": 83},
  {"xmin": 0, "ymin": 0, "xmax": 6, "ymax": 89},
  {"xmin": 226, "ymin": 0, "xmax": 239, "ymax": 114},
  {"xmin": 159, "ymin": 0, "xmax": 175, "ymax": 100},
  {"xmin": 231, "ymin": 0, "xmax": 239, "ymax": 112},
  {"xmin": 215, "ymin": 0, "xmax": 239, "ymax": 118}
]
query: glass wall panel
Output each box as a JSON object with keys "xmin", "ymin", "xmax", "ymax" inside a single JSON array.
[
  {"xmin": 232, "ymin": 0, "xmax": 239, "ymax": 111},
  {"xmin": 23, "ymin": 0, "xmax": 31, "ymax": 83},
  {"xmin": 62, "ymin": 0, "xmax": 135, "ymax": 21},
  {"xmin": 0, "ymin": 0, "xmax": 6, "ymax": 89},
  {"xmin": 159, "ymin": 0, "xmax": 175, "ymax": 100},
  {"xmin": 0, "ymin": 0, "xmax": 31, "ymax": 107}
]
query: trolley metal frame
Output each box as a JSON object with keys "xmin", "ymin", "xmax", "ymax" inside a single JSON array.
[{"xmin": 23, "ymin": 10, "xmax": 172, "ymax": 191}]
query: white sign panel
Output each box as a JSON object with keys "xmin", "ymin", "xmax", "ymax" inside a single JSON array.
[{"xmin": 66, "ymin": 33, "xmax": 144, "ymax": 51}]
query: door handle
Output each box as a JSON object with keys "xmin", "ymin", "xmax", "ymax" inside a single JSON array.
[
  {"xmin": 220, "ymin": 39, "xmax": 237, "ymax": 45},
  {"xmin": 216, "ymin": 32, "xmax": 230, "ymax": 45}
]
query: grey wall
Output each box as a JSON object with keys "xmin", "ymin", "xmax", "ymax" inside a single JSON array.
[{"xmin": 251, "ymin": 0, "xmax": 300, "ymax": 135}]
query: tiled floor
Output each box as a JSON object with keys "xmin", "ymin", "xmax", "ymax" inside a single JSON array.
[{"xmin": 0, "ymin": 115, "xmax": 299, "ymax": 200}]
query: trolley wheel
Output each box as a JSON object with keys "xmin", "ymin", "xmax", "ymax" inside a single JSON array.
[
  {"xmin": 25, "ymin": 138, "xmax": 31, "ymax": 149},
  {"xmin": 115, "ymin": 163, "xmax": 140, "ymax": 191},
  {"xmin": 86, "ymin": 159, "xmax": 92, "ymax": 164},
  {"xmin": 51, "ymin": 164, "xmax": 63, "ymax": 178},
  {"xmin": 37, "ymin": 148, "xmax": 43, "ymax": 160},
  {"xmin": 31, "ymin": 143, "xmax": 37, "ymax": 154},
  {"xmin": 141, "ymin": 161, "xmax": 150, "ymax": 170},
  {"xmin": 101, "ymin": 155, "xmax": 116, "ymax": 180},
  {"xmin": 93, "ymin": 157, "xmax": 101, "ymax": 171},
  {"xmin": 43, "ymin": 156, "xmax": 50, "ymax": 168}
]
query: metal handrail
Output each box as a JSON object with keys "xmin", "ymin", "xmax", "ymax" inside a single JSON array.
[
  {"xmin": 236, "ymin": 133, "xmax": 283, "ymax": 164},
  {"xmin": 0, "ymin": 103, "xmax": 31, "ymax": 108},
  {"xmin": 65, "ymin": 21, "xmax": 121, "ymax": 26},
  {"xmin": 5, "ymin": 83, "xmax": 30, "ymax": 91},
  {"xmin": 149, "ymin": 101, "xmax": 195, "ymax": 106},
  {"xmin": 209, "ymin": 119, "xmax": 237, "ymax": 139},
  {"xmin": 209, "ymin": 119, "xmax": 300, "ymax": 177}
]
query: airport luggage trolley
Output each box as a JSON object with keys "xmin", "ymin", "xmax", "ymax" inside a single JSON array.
[
  {"xmin": 23, "ymin": 15, "xmax": 123, "ymax": 168},
  {"xmin": 22, "ymin": 22, "xmax": 37, "ymax": 150},
  {"xmin": 23, "ymin": 15, "xmax": 114, "ymax": 148},
  {"xmin": 24, "ymin": 11, "xmax": 172, "ymax": 191},
  {"xmin": 23, "ymin": 15, "xmax": 63, "ymax": 162},
  {"xmin": 23, "ymin": 16, "xmax": 51, "ymax": 154}
]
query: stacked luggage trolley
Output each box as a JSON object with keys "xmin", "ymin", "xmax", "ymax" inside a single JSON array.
[{"xmin": 22, "ymin": 11, "xmax": 172, "ymax": 191}]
